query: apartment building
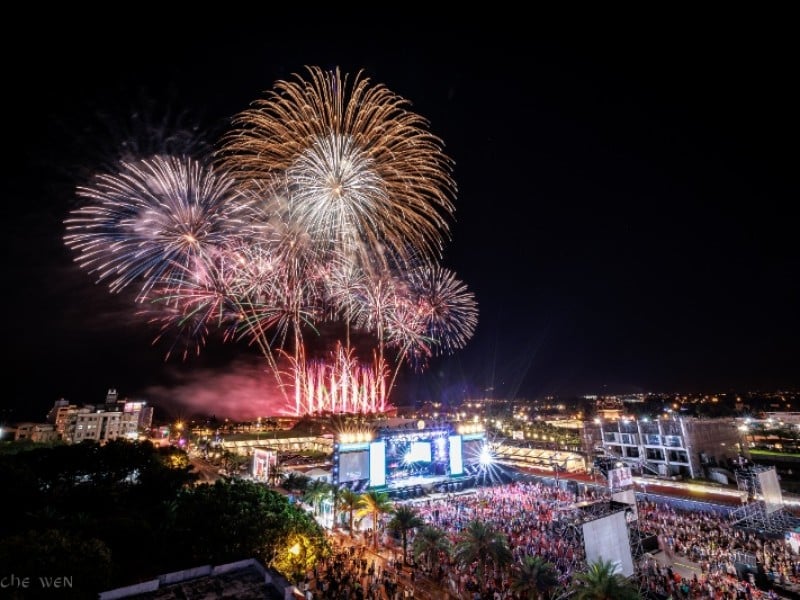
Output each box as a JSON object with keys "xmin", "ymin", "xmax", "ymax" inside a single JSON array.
[{"xmin": 599, "ymin": 416, "xmax": 742, "ymax": 479}]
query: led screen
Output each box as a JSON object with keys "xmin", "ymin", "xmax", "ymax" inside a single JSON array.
[
  {"xmin": 370, "ymin": 441, "xmax": 386, "ymax": 487},
  {"xmin": 339, "ymin": 450, "xmax": 369, "ymax": 483},
  {"xmin": 409, "ymin": 441, "xmax": 432, "ymax": 463},
  {"xmin": 449, "ymin": 435, "xmax": 463, "ymax": 475}
]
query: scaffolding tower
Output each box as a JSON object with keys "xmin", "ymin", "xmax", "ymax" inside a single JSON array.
[
  {"xmin": 731, "ymin": 465, "xmax": 800, "ymax": 535},
  {"xmin": 730, "ymin": 500, "xmax": 800, "ymax": 536},
  {"xmin": 550, "ymin": 500, "xmax": 640, "ymax": 599}
]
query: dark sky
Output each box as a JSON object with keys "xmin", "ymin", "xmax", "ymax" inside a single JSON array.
[{"xmin": 4, "ymin": 16, "xmax": 798, "ymax": 421}]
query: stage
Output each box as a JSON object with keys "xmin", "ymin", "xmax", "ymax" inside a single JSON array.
[
  {"xmin": 387, "ymin": 474, "xmax": 450, "ymax": 489},
  {"xmin": 332, "ymin": 422, "xmax": 487, "ymax": 498}
]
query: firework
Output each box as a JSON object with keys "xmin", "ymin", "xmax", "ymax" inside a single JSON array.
[
  {"xmin": 292, "ymin": 342, "xmax": 390, "ymax": 415},
  {"xmin": 144, "ymin": 252, "xmax": 243, "ymax": 361},
  {"xmin": 64, "ymin": 155, "xmax": 248, "ymax": 301},
  {"xmin": 323, "ymin": 256, "xmax": 367, "ymax": 325},
  {"xmin": 65, "ymin": 69, "xmax": 479, "ymax": 417},
  {"xmin": 407, "ymin": 265, "xmax": 478, "ymax": 355},
  {"xmin": 218, "ymin": 65, "xmax": 456, "ymax": 271}
]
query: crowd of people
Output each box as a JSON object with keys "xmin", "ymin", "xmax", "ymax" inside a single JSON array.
[
  {"xmin": 637, "ymin": 499, "xmax": 800, "ymax": 599},
  {"xmin": 302, "ymin": 536, "xmax": 415, "ymax": 599},
  {"xmin": 410, "ymin": 481, "xmax": 597, "ymax": 595},
  {"xmin": 300, "ymin": 478, "xmax": 800, "ymax": 599}
]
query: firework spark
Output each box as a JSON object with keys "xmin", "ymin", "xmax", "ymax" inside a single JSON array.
[
  {"xmin": 292, "ymin": 342, "xmax": 390, "ymax": 415},
  {"xmin": 65, "ymin": 68, "xmax": 478, "ymax": 416},
  {"xmin": 144, "ymin": 252, "xmax": 243, "ymax": 361},
  {"xmin": 407, "ymin": 265, "xmax": 478, "ymax": 355},
  {"xmin": 218, "ymin": 65, "xmax": 456, "ymax": 271},
  {"xmin": 64, "ymin": 155, "xmax": 248, "ymax": 301}
]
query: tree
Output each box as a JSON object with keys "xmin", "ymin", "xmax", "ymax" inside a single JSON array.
[
  {"xmin": 509, "ymin": 555, "xmax": 559, "ymax": 600},
  {"xmin": 283, "ymin": 472, "xmax": 310, "ymax": 494},
  {"xmin": 268, "ymin": 462, "xmax": 286, "ymax": 487},
  {"xmin": 452, "ymin": 519, "xmax": 512, "ymax": 594},
  {"xmin": 387, "ymin": 504, "xmax": 424, "ymax": 565},
  {"xmin": 571, "ymin": 558, "xmax": 641, "ymax": 600},
  {"xmin": 303, "ymin": 479, "xmax": 330, "ymax": 517},
  {"xmin": 327, "ymin": 483, "xmax": 344, "ymax": 530},
  {"xmin": 338, "ymin": 487, "xmax": 366, "ymax": 537},
  {"xmin": 357, "ymin": 489, "xmax": 394, "ymax": 548},
  {"xmin": 0, "ymin": 528, "xmax": 112, "ymax": 599},
  {"xmin": 412, "ymin": 525, "xmax": 451, "ymax": 573},
  {"xmin": 218, "ymin": 449, "xmax": 237, "ymax": 476},
  {"xmin": 170, "ymin": 479, "xmax": 327, "ymax": 572}
]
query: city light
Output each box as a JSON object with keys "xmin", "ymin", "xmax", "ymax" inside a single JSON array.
[
  {"xmin": 338, "ymin": 431, "xmax": 374, "ymax": 444},
  {"xmin": 456, "ymin": 423, "xmax": 484, "ymax": 435}
]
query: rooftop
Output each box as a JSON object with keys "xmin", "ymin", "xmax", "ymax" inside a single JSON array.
[{"xmin": 100, "ymin": 560, "xmax": 289, "ymax": 600}]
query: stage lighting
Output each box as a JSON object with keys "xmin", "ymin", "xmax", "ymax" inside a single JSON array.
[{"xmin": 479, "ymin": 445, "xmax": 493, "ymax": 466}]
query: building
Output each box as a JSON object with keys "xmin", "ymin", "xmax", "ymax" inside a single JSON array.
[
  {"xmin": 48, "ymin": 400, "xmax": 79, "ymax": 441},
  {"xmin": 98, "ymin": 558, "xmax": 291, "ymax": 600},
  {"xmin": 13, "ymin": 422, "xmax": 59, "ymax": 443},
  {"xmin": 222, "ymin": 435, "xmax": 334, "ymax": 456},
  {"xmin": 72, "ymin": 406, "xmax": 140, "ymax": 443},
  {"xmin": 122, "ymin": 400, "xmax": 153, "ymax": 431},
  {"xmin": 41, "ymin": 391, "xmax": 152, "ymax": 444},
  {"xmin": 599, "ymin": 417, "xmax": 743, "ymax": 479},
  {"xmin": 493, "ymin": 444, "xmax": 586, "ymax": 473}
]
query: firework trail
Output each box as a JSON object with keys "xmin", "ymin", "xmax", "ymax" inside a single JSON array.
[
  {"xmin": 144, "ymin": 251, "xmax": 243, "ymax": 361},
  {"xmin": 65, "ymin": 67, "xmax": 478, "ymax": 415},
  {"xmin": 218, "ymin": 65, "xmax": 456, "ymax": 272},
  {"xmin": 64, "ymin": 155, "xmax": 248, "ymax": 301},
  {"xmin": 407, "ymin": 264, "xmax": 478, "ymax": 355},
  {"xmin": 292, "ymin": 342, "xmax": 390, "ymax": 415}
]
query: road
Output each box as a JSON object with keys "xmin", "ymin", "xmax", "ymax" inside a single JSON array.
[{"xmin": 189, "ymin": 456, "xmax": 223, "ymax": 483}]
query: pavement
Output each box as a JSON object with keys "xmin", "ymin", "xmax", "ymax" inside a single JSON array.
[{"xmin": 649, "ymin": 548, "xmax": 702, "ymax": 581}]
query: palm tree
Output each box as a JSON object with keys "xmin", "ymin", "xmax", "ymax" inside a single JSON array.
[
  {"xmin": 357, "ymin": 490, "xmax": 394, "ymax": 548},
  {"xmin": 338, "ymin": 487, "xmax": 366, "ymax": 537},
  {"xmin": 282, "ymin": 472, "xmax": 310, "ymax": 494},
  {"xmin": 509, "ymin": 555, "xmax": 559, "ymax": 600},
  {"xmin": 328, "ymin": 484, "xmax": 344, "ymax": 530},
  {"xmin": 571, "ymin": 558, "xmax": 640, "ymax": 600},
  {"xmin": 452, "ymin": 519, "xmax": 512, "ymax": 594},
  {"xmin": 412, "ymin": 525, "xmax": 451, "ymax": 574},
  {"xmin": 218, "ymin": 449, "xmax": 236, "ymax": 476},
  {"xmin": 387, "ymin": 504, "xmax": 425, "ymax": 565},
  {"xmin": 303, "ymin": 479, "xmax": 330, "ymax": 517},
  {"xmin": 267, "ymin": 462, "xmax": 285, "ymax": 487}
]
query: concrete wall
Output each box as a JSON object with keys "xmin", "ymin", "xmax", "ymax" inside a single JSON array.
[
  {"xmin": 160, "ymin": 565, "xmax": 211, "ymax": 585},
  {"xmin": 99, "ymin": 579, "xmax": 160, "ymax": 599},
  {"xmin": 99, "ymin": 558, "xmax": 285, "ymax": 599}
]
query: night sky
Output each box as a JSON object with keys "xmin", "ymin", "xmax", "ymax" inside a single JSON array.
[{"xmin": 5, "ymin": 17, "xmax": 798, "ymax": 421}]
